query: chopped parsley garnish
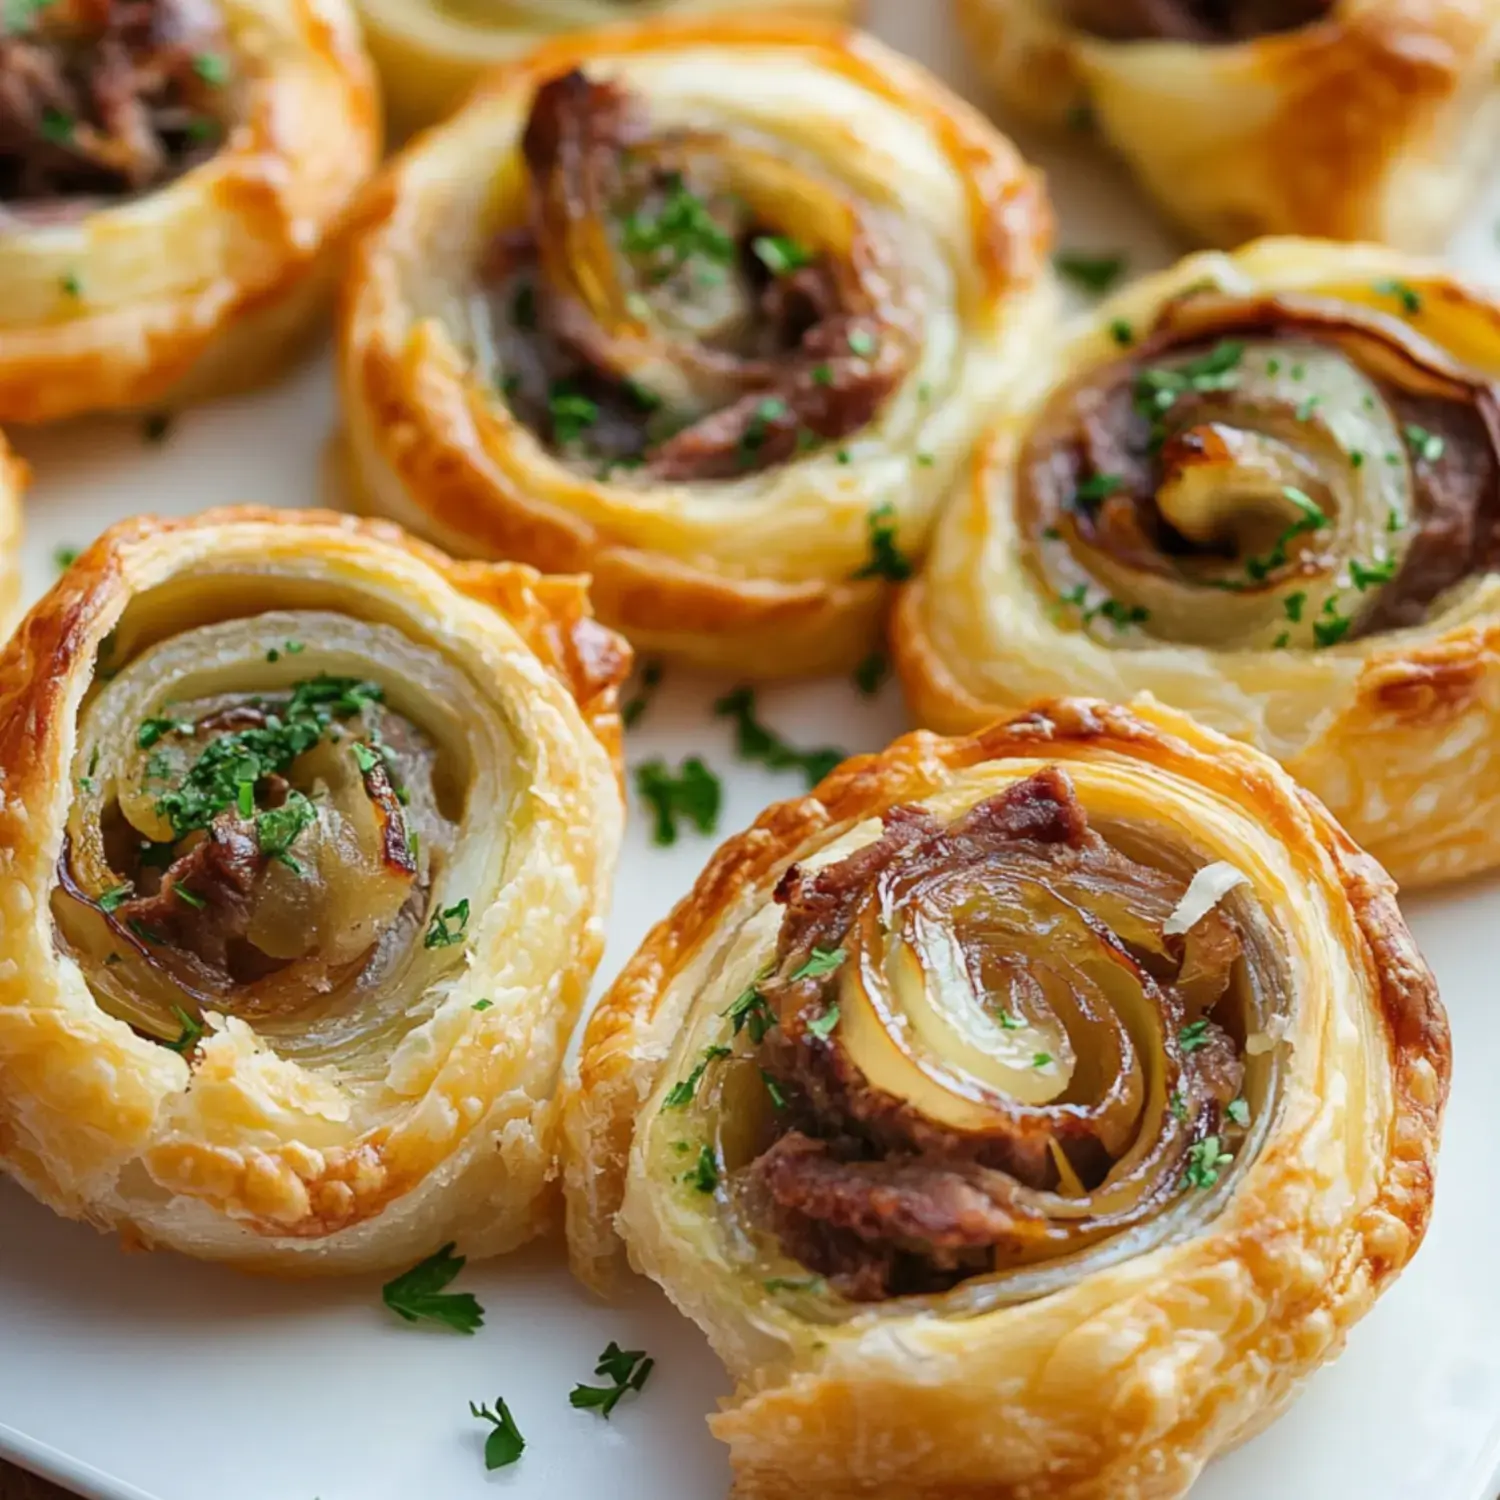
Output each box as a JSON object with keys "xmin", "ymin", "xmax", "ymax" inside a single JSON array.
[
  {"xmin": 998, "ymin": 1010, "xmax": 1024, "ymax": 1030},
  {"xmin": 1350, "ymin": 557, "xmax": 1397, "ymax": 590},
  {"xmin": 192, "ymin": 52, "xmax": 229, "ymax": 85},
  {"xmin": 621, "ymin": 660, "xmax": 663, "ymax": 730},
  {"xmin": 621, "ymin": 176, "xmax": 733, "ymax": 271},
  {"xmin": 1183, "ymin": 1135, "xmax": 1233, "ymax": 1190},
  {"xmin": 1374, "ymin": 278, "xmax": 1422, "ymax": 316},
  {"xmin": 848, "ymin": 328, "xmax": 878, "ymax": 359},
  {"xmin": 811, "ymin": 363, "xmax": 833, "ymax": 387},
  {"xmin": 1313, "ymin": 613, "xmax": 1352, "ymax": 648},
  {"xmin": 1033, "ymin": 1051, "xmax": 1053, "ymax": 1068},
  {"xmin": 1349, "ymin": 449, "xmax": 1365, "ymax": 469},
  {"xmin": 789, "ymin": 947, "xmax": 846, "ymax": 982},
  {"xmin": 254, "ymin": 790, "xmax": 317, "ymax": 873},
  {"xmin": 1109, "ymin": 318, "xmax": 1134, "ymax": 347},
  {"xmin": 1295, "ymin": 394, "xmax": 1321, "ymax": 422},
  {"xmin": 807, "ymin": 1004, "xmax": 841, "ymax": 1041},
  {"xmin": 752, "ymin": 235, "xmax": 814, "ymax": 276},
  {"xmin": 1179, "ymin": 1018, "xmax": 1212, "ymax": 1053},
  {"xmin": 684, "ymin": 1145, "xmax": 718, "ymax": 1194},
  {"xmin": 570, "ymin": 1343, "xmax": 654, "ymax": 1419},
  {"xmin": 1241, "ymin": 486, "xmax": 1327, "ymax": 583},
  {"xmin": 59, "ymin": 271, "xmax": 81, "ymax": 299},
  {"xmin": 39, "ymin": 107, "xmax": 72, "ymax": 143},
  {"xmin": 1226, "ymin": 1097, "xmax": 1251, "ymax": 1128},
  {"xmin": 635, "ymin": 756, "xmax": 721, "ymax": 846},
  {"xmin": 138, "ymin": 716, "xmax": 190, "ymax": 750},
  {"xmin": 549, "ymin": 385, "xmax": 599, "ymax": 446},
  {"xmin": 662, "ymin": 1045, "xmax": 732, "ymax": 1110},
  {"xmin": 472, "ymin": 998, "xmax": 493, "ymax": 1012},
  {"xmin": 1169, "ymin": 1090, "xmax": 1189, "ymax": 1122},
  {"xmin": 53, "ymin": 544, "xmax": 79, "ymax": 571},
  {"xmin": 851, "ymin": 502, "xmax": 913, "ymax": 582},
  {"xmin": 713, "ymin": 686, "xmax": 843, "ymax": 789},
  {"xmin": 164, "ymin": 1005, "xmax": 203, "ymax": 1054},
  {"xmin": 761, "ymin": 1069, "xmax": 788, "ymax": 1110},
  {"xmin": 1404, "ymin": 423, "xmax": 1445, "ymax": 463},
  {"xmin": 173, "ymin": 884, "xmax": 206, "ymax": 910},
  {"xmin": 1073, "ymin": 472, "xmax": 1125, "ymax": 509},
  {"xmin": 424, "ymin": 898, "xmax": 471, "ymax": 949},
  {"xmin": 1054, "ymin": 251, "xmax": 1127, "ymax": 295},
  {"xmin": 764, "ymin": 1276, "xmax": 828, "ymax": 1294},
  {"xmin": 150, "ymin": 676, "xmax": 380, "ymax": 838},
  {"xmin": 98, "ymin": 882, "xmax": 134, "ymax": 914},
  {"xmin": 725, "ymin": 980, "xmax": 777, "ymax": 1044},
  {"xmin": 741, "ymin": 396, "xmax": 789, "ymax": 464},
  {"xmin": 469, "ymin": 1398, "xmax": 524, "ymax": 1470},
  {"xmin": 1283, "ymin": 591, "xmax": 1307, "ymax": 623},
  {"xmin": 853, "ymin": 652, "xmax": 888, "ymax": 697},
  {"xmin": 381, "ymin": 1242, "xmax": 484, "ymax": 1334},
  {"xmin": 351, "ymin": 742, "xmax": 380, "ymax": 773}
]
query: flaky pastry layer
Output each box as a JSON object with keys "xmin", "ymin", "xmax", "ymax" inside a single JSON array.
[
  {"xmin": 337, "ymin": 16, "xmax": 1055, "ymax": 677},
  {"xmin": 0, "ymin": 0, "xmax": 379, "ymax": 424},
  {"xmin": 0, "ymin": 507, "xmax": 628, "ymax": 1273},
  {"xmin": 355, "ymin": 0, "xmax": 862, "ymax": 136},
  {"xmin": 955, "ymin": 0, "xmax": 1500, "ymax": 250},
  {"xmin": 896, "ymin": 237, "xmax": 1500, "ymax": 889},
  {"xmin": 562, "ymin": 696, "xmax": 1448, "ymax": 1500}
]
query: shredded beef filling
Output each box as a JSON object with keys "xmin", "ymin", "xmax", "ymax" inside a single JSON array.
[
  {"xmin": 1024, "ymin": 300, "xmax": 1500, "ymax": 640},
  {"xmin": 737, "ymin": 767, "xmax": 1246, "ymax": 1301},
  {"xmin": 0, "ymin": 0, "xmax": 230, "ymax": 207},
  {"xmin": 482, "ymin": 69, "xmax": 908, "ymax": 482},
  {"xmin": 1062, "ymin": 0, "xmax": 1334, "ymax": 42}
]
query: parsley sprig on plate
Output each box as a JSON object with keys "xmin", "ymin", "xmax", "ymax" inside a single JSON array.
[
  {"xmin": 381, "ymin": 1242, "xmax": 485, "ymax": 1334},
  {"xmin": 570, "ymin": 1342, "xmax": 655, "ymax": 1418}
]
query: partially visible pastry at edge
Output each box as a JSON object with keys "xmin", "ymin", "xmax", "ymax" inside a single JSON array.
[
  {"xmin": 0, "ymin": 432, "xmax": 24, "ymax": 631},
  {"xmin": 338, "ymin": 17, "xmax": 1054, "ymax": 678},
  {"xmin": 563, "ymin": 697, "xmax": 1448, "ymax": 1500},
  {"xmin": 0, "ymin": 508, "xmax": 628, "ymax": 1273},
  {"xmin": 954, "ymin": 0, "xmax": 1500, "ymax": 249},
  {"xmin": 897, "ymin": 238, "xmax": 1500, "ymax": 889},
  {"xmin": 355, "ymin": 0, "xmax": 862, "ymax": 136},
  {"xmin": 0, "ymin": 0, "xmax": 379, "ymax": 423}
]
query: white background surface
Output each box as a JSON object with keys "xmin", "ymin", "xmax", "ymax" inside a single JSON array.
[{"xmin": 3, "ymin": 4, "xmax": 1500, "ymax": 1498}]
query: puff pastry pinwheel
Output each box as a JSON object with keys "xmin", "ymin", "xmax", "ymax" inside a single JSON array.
[
  {"xmin": 0, "ymin": 508, "xmax": 628, "ymax": 1273},
  {"xmin": 0, "ymin": 0, "xmax": 378, "ymax": 424},
  {"xmin": 897, "ymin": 238, "xmax": 1500, "ymax": 889},
  {"xmin": 954, "ymin": 0, "xmax": 1500, "ymax": 250},
  {"xmin": 563, "ymin": 697, "xmax": 1448, "ymax": 1500},
  {"xmin": 338, "ymin": 18, "xmax": 1054, "ymax": 677},
  {"xmin": 354, "ymin": 0, "xmax": 862, "ymax": 137}
]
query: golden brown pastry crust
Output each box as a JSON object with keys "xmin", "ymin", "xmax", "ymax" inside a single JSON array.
[
  {"xmin": 563, "ymin": 696, "xmax": 1448, "ymax": 1500},
  {"xmin": 0, "ymin": 433, "xmax": 25, "ymax": 634},
  {"xmin": 337, "ymin": 17, "xmax": 1056, "ymax": 678},
  {"xmin": 0, "ymin": 0, "xmax": 379, "ymax": 425},
  {"xmin": 955, "ymin": 0, "xmax": 1500, "ymax": 250},
  {"xmin": 0, "ymin": 507, "xmax": 629, "ymax": 1273},
  {"xmin": 356, "ymin": 0, "xmax": 864, "ymax": 136},
  {"xmin": 896, "ymin": 237, "xmax": 1500, "ymax": 889}
]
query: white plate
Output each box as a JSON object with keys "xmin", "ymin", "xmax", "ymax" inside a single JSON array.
[{"xmin": 4, "ymin": 5, "xmax": 1500, "ymax": 1498}]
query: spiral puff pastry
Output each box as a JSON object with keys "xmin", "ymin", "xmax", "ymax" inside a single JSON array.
[
  {"xmin": 0, "ymin": 509, "xmax": 628, "ymax": 1273},
  {"xmin": 339, "ymin": 18, "xmax": 1054, "ymax": 677},
  {"xmin": 354, "ymin": 0, "xmax": 862, "ymax": 137},
  {"xmin": 0, "ymin": 433, "xmax": 24, "ymax": 633},
  {"xmin": 954, "ymin": 0, "xmax": 1500, "ymax": 250},
  {"xmin": 897, "ymin": 239, "xmax": 1500, "ymax": 890},
  {"xmin": 563, "ymin": 698, "xmax": 1448, "ymax": 1500},
  {"xmin": 0, "ymin": 0, "xmax": 378, "ymax": 425}
]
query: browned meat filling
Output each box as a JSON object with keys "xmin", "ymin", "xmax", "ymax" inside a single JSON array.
[
  {"xmin": 1017, "ymin": 289, "xmax": 1500, "ymax": 647},
  {"xmin": 725, "ymin": 768, "xmax": 1250, "ymax": 1301},
  {"xmin": 0, "ymin": 0, "xmax": 231, "ymax": 207},
  {"xmin": 483, "ymin": 69, "xmax": 913, "ymax": 482},
  {"xmin": 1062, "ymin": 0, "xmax": 1335, "ymax": 42}
]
